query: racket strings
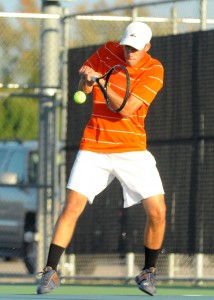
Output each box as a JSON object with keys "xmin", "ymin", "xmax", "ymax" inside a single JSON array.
[
  {"xmin": 105, "ymin": 66, "xmax": 130, "ymax": 112},
  {"xmin": 107, "ymin": 68, "xmax": 129, "ymax": 96}
]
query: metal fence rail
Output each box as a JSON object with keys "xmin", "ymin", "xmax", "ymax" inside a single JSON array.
[{"xmin": 64, "ymin": 0, "xmax": 214, "ymax": 48}]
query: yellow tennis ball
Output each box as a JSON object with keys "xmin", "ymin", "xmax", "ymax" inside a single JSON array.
[{"xmin": 74, "ymin": 91, "xmax": 86, "ymax": 104}]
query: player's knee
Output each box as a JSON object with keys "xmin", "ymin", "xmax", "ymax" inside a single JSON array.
[
  {"xmin": 157, "ymin": 203, "xmax": 166, "ymax": 223},
  {"xmin": 149, "ymin": 210, "xmax": 165, "ymax": 226},
  {"xmin": 63, "ymin": 190, "xmax": 87, "ymax": 219},
  {"xmin": 146, "ymin": 196, "xmax": 166, "ymax": 224}
]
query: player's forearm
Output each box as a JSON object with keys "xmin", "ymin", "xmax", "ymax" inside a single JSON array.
[
  {"xmin": 98, "ymin": 78, "xmax": 127, "ymax": 113},
  {"xmin": 105, "ymin": 84, "xmax": 143, "ymax": 117}
]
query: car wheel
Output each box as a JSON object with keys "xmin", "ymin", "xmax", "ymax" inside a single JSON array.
[
  {"xmin": 23, "ymin": 240, "xmax": 37, "ymax": 274},
  {"xmin": 4, "ymin": 257, "xmax": 11, "ymax": 261}
]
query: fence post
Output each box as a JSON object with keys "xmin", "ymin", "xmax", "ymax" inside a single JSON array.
[
  {"xmin": 37, "ymin": 0, "xmax": 62, "ymax": 273},
  {"xmin": 168, "ymin": 253, "xmax": 175, "ymax": 279},
  {"xmin": 200, "ymin": 0, "xmax": 207, "ymax": 31},
  {"xmin": 58, "ymin": 8, "xmax": 70, "ymax": 274},
  {"xmin": 196, "ymin": 253, "xmax": 203, "ymax": 280},
  {"xmin": 64, "ymin": 254, "xmax": 76, "ymax": 277},
  {"xmin": 131, "ymin": 7, "xmax": 138, "ymax": 22},
  {"xmin": 171, "ymin": 6, "xmax": 177, "ymax": 35},
  {"xmin": 126, "ymin": 252, "xmax": 135, "ymax": 279}
]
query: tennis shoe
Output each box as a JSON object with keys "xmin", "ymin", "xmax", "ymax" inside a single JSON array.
[
  {"xmin": 135, "ymin": 267, "xmax": 156, "ymax": 296},
  {"xmin": 37, "ymin": 266, "xmax": 60, "ymax": 294}
]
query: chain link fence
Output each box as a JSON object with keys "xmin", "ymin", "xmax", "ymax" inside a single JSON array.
[
  {"xmin": 0, "ymin": 0, "xmax": 214, "ymax": 284},
  {"xmin": 0, "ymin": 6, "xmax": 65, "ymax": 281},
  {"xmin": 67, "ymin": 0, "xmax": 214, "ymax": 48}
]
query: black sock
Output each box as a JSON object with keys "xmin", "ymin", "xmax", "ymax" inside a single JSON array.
[
  {"xmin": 144, "ymin": 246, "xmax": 160, "ymax": 269},
  {"xmin": 46, "ymin": 243, "xmax": 65, "ymax": 271}
]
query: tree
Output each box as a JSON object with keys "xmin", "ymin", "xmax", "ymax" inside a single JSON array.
[
  {"xmin": 0, "ymin": 97, "xmax": 38, "ymax": 140},
  {"xmin": 0, "ymin": 0, "xmax": 40, "ymax": 86},
  {"xmin": 0, "ymin": 0, "xmax": 40, "ymax": 140}
]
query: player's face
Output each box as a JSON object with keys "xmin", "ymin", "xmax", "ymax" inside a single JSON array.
[{"xmin": 123, "ymin": 44, "xmax": 150, "ymax": 67}]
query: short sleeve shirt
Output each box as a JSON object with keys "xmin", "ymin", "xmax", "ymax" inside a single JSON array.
[{"xmin": 79, "ymin": 42, "xmax": 164, "ymax": 153}]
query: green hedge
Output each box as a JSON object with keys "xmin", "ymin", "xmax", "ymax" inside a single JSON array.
[{"xmin": 0, "ymin": 97, "xmax": 38, "ymax": 140}]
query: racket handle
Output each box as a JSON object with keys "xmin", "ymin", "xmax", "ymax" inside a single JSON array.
[{"xmin": 91, "ymin": 76, "xmax": 97, "ymax": 82}]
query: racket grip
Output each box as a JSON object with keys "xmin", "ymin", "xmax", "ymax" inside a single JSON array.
[{"xmin": 91, "ymin": 76, "xmax": 97, "ymax": 82}]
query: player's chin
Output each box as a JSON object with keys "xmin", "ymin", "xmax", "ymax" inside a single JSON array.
[{"xmin": 125, "ymin": 58, "xmax": 136, "ymax": 67}]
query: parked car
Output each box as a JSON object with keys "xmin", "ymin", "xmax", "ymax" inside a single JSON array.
[{"xmin": 0, "ymin": 141, "xmax": 38, "ymax": 274}]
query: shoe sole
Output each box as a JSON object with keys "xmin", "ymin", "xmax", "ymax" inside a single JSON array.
[
  {"xmin": 37, "ymin": 281, "xmax": 60, "ymax": 294},
  {"xmin": 135, "ymin": 274, "xmax": 156, "ymax": 296},
  {"xmin": 138, "ymin": 285, "xmax": 156, "ymax": 296}
]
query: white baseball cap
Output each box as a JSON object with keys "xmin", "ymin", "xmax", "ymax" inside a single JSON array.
[{"xmin": 120, "ymin": 22, "xmax": 152, "ymax": 50}]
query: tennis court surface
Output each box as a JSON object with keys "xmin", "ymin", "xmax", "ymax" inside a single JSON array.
[
  {"xmin": 0, "ymin": 284, "xmax": 213, "ymax": 299},
  {"xmin": 0, "ymin": 296, "xmax": 213, "ymax": 300}
]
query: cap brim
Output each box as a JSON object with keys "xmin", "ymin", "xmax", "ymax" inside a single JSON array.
[{"xmin": 119, "ymin": 38, "xmax": 146, "ymax": 50}]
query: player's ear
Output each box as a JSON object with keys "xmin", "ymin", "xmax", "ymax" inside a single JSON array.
[{"xmin": 144, "ymin": 43, "xmax": 151, "ymax": 52}]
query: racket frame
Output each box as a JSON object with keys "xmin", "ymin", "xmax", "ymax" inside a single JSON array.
[{"xmin": 92, "ymin": 64, "xmax": 130, "ymax": 112}]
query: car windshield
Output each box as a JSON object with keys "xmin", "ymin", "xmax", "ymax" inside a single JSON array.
[
  {"xmin": 5, "ymin": 150, "xmax": 25, "ymax": 181},
  {"xmin": 0, "ymin": 150, "xmax": 7, "ymax": 170}
]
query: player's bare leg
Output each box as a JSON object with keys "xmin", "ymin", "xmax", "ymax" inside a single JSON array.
[
  {"xmin": 52, "ymin": 190, "xmax": 88, "ymax": 247},
  {"xmin": 37, "ymin": 190, "xmax": 88, "ymax": 294},
  {"xmin": 143, "ymin": 194, "xmax": 166, "ymax": 250},
  {"xmin": 135, "ymin": 194, "xmax": 166, "ymax": 296}
]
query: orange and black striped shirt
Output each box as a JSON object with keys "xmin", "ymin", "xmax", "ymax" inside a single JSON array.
[{"xmin": 79, "ymin": 42, "xmax": 164, "ymax": 153}]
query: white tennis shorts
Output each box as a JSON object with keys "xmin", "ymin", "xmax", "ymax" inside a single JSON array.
[{"xmin": 67, "ymin": 150, "xmax": 164, "ymax": 208}]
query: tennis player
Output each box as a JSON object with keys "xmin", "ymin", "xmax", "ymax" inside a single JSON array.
[{"xmin": 37, "ymin": 22, "xmax": 166, "ymax": 296}]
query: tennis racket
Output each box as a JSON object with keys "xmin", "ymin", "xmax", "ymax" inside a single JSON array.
[{"xmin": 92, "ymin": 64, "xmax": 130, "ymax": 112}]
